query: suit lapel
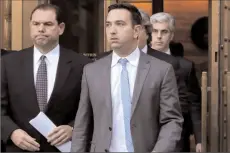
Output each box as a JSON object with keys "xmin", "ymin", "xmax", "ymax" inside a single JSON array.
[
  {"xmin": 45, "ymin": 47, "xmax": 72, "ymax": 110},
  {"xmin": 23, "ymin": 47, "xmax": 40, "ymax": 113},
  {"xmin": 101, "ymin": 54, "xmax": 113, "ymax": 125},
  {"xmin": 131, "ymin": 52, "xmax": 150, "ymax": 117},
  {"xmin": 147, "ymin": 47, "xmax": 157, "ymax": 55},
  {"xmin": 147, "ymin": 47, "xmax": 151, "ymax": 54}
]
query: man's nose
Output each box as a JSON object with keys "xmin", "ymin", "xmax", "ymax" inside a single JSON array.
[
  {"xmin": 109, "ymin": 25, "xmax": 117, "ymax": 34},
  {"xmin": 38, "ymin": 24, "xmax": 45, "ymax": 32},
  {"xmin": 157, "ymin": 31, "xmax": 162, "ymax": 39}
]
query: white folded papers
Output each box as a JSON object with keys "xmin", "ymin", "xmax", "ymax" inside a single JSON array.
[{"xmin": 29, "ymin": 112, "xmax": 71, "ymax": 152}]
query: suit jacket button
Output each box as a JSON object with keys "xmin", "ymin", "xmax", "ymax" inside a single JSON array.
[
  {"xmin": 109, "ymin": 127, "xmax": 112, "ymax": 131},
  {"xmin": 132, "ymin": 124, "xmax": 136, "ymax": 128},
  {"xmin": 105, "ymin": 149, "xmax": 108, "ymax": 152}
]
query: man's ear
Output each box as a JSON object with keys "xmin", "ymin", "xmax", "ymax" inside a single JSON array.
[
  {"xmin": 134, "ymin": 25, "xmax": 142, "ymax": 39},
  {"xmin": 58, "ymin": 22, "xmax": 65, "ymax": 35}
]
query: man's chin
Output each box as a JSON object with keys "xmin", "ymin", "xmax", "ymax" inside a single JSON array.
[
  {"xmin": 152, "ymin": 46, "xmax": 164, "ymax": 52},
  {"xmin": 35, "ymin": 41, "xmax": 47, "ymax": 46},
  {"xmin": 110, "ymin": 44, "xmax": 121, "ymax": 50},
  {"xmin": 35, "ymin": 41, "xmax": 50, "ymax": 47}
]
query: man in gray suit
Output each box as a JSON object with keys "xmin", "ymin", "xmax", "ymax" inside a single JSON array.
[{"xmin": 71, "ymin": 3, "xmax": 183, "ymax": 152}]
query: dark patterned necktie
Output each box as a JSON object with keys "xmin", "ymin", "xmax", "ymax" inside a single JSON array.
[{"xmin": 36, "ymin": 55, "xmax": 47, "ymax": 111}]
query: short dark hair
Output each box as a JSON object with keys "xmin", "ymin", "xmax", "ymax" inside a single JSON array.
[
  {"xmin": 30, "ymin": 4, "xmax": 64, "ymax": 24},
  {"xmin": 170, "ymin": 41, "xmax": 184, "ymax": 57},
  {"xmin": 108, "ymin": 3, "xmax": 142, "ymax": 26},
  {"xmin": 147, "ymin": 32, "xmax": 152, "ymax": 46}
]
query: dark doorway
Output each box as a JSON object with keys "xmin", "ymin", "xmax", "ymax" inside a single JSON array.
[{"xmin": 50, "ymin": 0, "xmax": 103, "ymax": 55}]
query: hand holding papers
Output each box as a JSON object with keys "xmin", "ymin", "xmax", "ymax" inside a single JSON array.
[
  {"xmin": 47, "ymin": 125, "xmax": 73, "ymax": 146},
  {"xmin": 29, "ymin": 112, "xmax": 71, "ymax": 152}
]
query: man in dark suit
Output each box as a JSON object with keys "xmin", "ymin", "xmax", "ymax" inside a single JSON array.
[
  {"xmin": 1, "ymin": 49, "xmax": 16, "ymax": 152},
  {"xmin": 170, "ymin": 41, "xmax": 202, "ymax": 152},
  {"xmin": 150, "ymin": 12, "xmax": 201, "ymax": 152},
  {"xmin": 1, "ymin": 4, "xmax": 91, "ymax": 152}
]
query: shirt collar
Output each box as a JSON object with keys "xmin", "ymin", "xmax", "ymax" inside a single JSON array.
[
  {"xmin": 141, "ymin": 45, "xmax": 148, "ymax": 54},
  {"xmin": 165, "ymin": 48, "xmax": 171, "ymax": 55},
  {"xmin": 34, "ymin": 45, "xmax": 60, "ymax": 64},
  {"xmin": 111, "ymin": 47, "xmax": 140, "ymax": 67}
]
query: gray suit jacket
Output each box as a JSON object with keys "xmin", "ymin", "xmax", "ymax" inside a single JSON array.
[{"xmin": 71, "ymin": 51, "xmax": 183, "ymax": 152}]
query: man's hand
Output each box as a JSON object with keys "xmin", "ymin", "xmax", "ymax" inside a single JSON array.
[
  {"xmin": 47, "ymin": 125, "xmax": 73, "ymax": 146},
  {"xmin": 11, "ymin": 129, "xmax": 40, "ymax": 151},
  {"xmin": 196, "ymin": 143, "xmax": 202, "ymax": 152}
]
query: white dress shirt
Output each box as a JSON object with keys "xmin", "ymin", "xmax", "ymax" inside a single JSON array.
[
  {"xmin": 34, "ymin": 45, "xmax": 60, "ymax": 103},
  {"xmin": 141, "ymin": 45, "xmax": 148, "ymax": 54},
  {"xmin": 165, "ymin": 48, "xmax": 171, "ymax": 55},
  {"xmin": 109, "ymin": 47, "xmax": 140, "ymax": 152}
]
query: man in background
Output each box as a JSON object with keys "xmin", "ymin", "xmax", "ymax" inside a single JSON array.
[
  {"xmin": 137, "ymin": 10, "xmax": 187, "ymax": 109},
  {"xmin": 150, "ymin": 12, "xmax": 202, "ymax": 152}
]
